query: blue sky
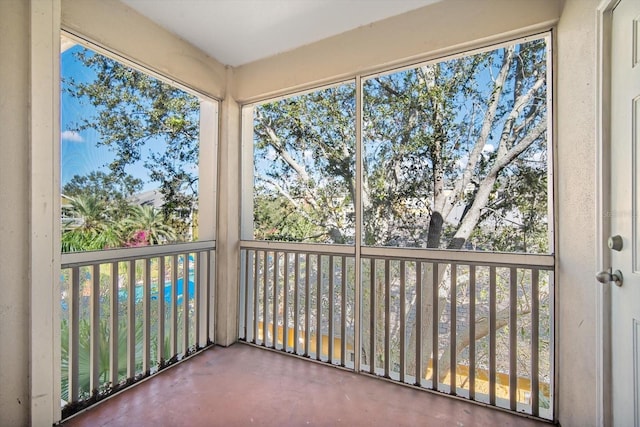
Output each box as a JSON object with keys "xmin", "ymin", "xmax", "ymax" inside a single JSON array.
[
  {"xmin": 60, "ymin": 45, "xmax": 112, "ymax": 187},
  {"xmin": 60, "ymin": 44, "xmax": 169, "ymax": 193}
]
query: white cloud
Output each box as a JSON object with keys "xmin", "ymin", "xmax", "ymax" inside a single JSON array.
[
  {"xmin": 61, "ymin": 130, "xmax": 84, "ymax": 142},
  {"xmin": 482, "ymin": 144, "xmax": 495, "ymax": 153},
  {"xmin": 455, "ymin": 154, "xmax": 469, "ymax": 169}
]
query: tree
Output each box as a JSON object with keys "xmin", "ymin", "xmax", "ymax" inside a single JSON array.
[
  {"xmin": 63, "ymin": 171, "xmax": 143, "ymax": 222},
  {"xmin": 63, "ymin": 47, "xmax": 200, "ymax": 241},
  {"xmin": 61, "ymin": 194, "xmax": 122, "ymax": 252},
  {"xmin": 123, "ymin": 205, "xmax": 177, "ymax": 246},
  {"xmin": 252, "ymin": 38, "xmax": 549, "ymax": 383}
]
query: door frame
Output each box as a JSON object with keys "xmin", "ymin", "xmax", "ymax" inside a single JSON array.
[{"xmin": 596, "ymin": 0, "xmax": 620, "ymax": 425}]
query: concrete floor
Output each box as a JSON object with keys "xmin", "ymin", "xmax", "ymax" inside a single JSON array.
[{"xmin": 61, "ymin": 344, "xmax": 552, "ymax": 427}]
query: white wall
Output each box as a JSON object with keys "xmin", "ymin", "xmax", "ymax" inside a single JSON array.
[
  {"xmin": 61, "ymin": 0, "xmax": 227, "ymax": 100},
  {"xmin": 233, "ymin": 0, "xmax": 562, "ymax": 102},
  {"xmin": 0, "ymin": 1, "xmax": 31, "ymax": 424},
  {"xmin": 556, "ymin": 0, "xmax": 602, "ymax": 424},
  {"xmin": 0, "ymin": 0, "xmax": 607, "ymax": 424}
]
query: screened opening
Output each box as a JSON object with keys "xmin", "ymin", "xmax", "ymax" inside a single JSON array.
[
  {"xmin": 61, "ymin": 35, "xmax": 217, "ymax": 253},
  {"xmin": 59, "ymin": 34, "xmax": 218, "ymax": 415},
  {"xmin": 240, "ymin": 33, "xmax": 553, "ymax": 420},
  {"xmin": 245, "ymin": 36, "xmax": 552, "ymax": 255},
  {"xmin": 363, "ymin": 37, "xmax": 551, "ymax": 252},
  {"xmin": 248, "ymin": 83, "xmax": 356, "ymax": 244}
]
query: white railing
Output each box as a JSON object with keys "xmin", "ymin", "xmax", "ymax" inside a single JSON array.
[
  {"xmin": 60, "ymin": 241, "xmax": 215, "ymax": 416},
  {"xmin": 239, "ymin": 241, "xmax": 554, "ymax": 420}
]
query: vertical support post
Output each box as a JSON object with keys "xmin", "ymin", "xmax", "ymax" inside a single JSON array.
[
  {"xmin": 29, "ymin": 1, "xmax": 61, "ymax": 422},
  {"xmin": 354, "ymin": 75, "xmax": 363, "ymax": 373}
]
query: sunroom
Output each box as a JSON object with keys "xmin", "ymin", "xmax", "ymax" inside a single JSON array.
[{"xmin": 1, "ymin": 0, "xmax": 634, "ymax": 425}]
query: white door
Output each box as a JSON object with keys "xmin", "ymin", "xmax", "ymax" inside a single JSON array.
[{"xmin": 609, "ymin": 0, "xmax": 640, "ymax": 424}]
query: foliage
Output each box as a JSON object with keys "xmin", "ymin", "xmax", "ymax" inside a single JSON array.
[
  {"xmin": 63, "ymin": 171, "xmax": 143, "ymax": 217},
  {"xmin": 253, "ymin": 39, "xmax": 549, "ymax": 254},
  {"xmin": 249, "ymin": 37, "xmax": 552, "ymax": 400},
  {"xmin": 62, "ymin": 194, "xmax": 177, "ymax": 252},
  {"xmin": 253, "ymin": 83, "xmax": 356, "ymax": 244},
  {"xmin": 62, "ymin": 47, "xmax": 200, "ymax": 246}
]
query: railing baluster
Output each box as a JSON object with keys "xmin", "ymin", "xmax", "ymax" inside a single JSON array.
[
  {"xmin": 243, "ymin": 250, "xmax": 250, "ymax": 341},
  {"xmin": 233, "ymin": 242, "xmax": 554, "ymax": 420},
  {"xmin": 182, "ymin": 254, "xmax": 189, "ymax": 355},
  {"xmin": 171, "ymin": 255, "xmax": 178, "ymax": 357},
  {"xmin": 294, "ymin": 253, "xmax": 300, "ymax": 355},
  {"xmin": 489, "ymin": 265, "xmax": 497, "ymax": 406},
  {"xmin": 158, "ymin": 256, "xmax": 166, "ymax": 365},
  {"xmin": 62, "ymin": 242, "xmax": 216, "ymax": 415},
  {"xmin": 262, "ymin": 251, "xmax": 270, "ymax": 347},
  {"xmin": 127, "ymin": 260, "xmax": 136, "ymax": 379},
  {"xmin": 69, "ymin": 266, "xmax": 80, "ymax": 402},
  {"xmin": 263, "ymin": 251, "xmax": 268, "ymax": 346},
  {"xmin": 273, "ymin": 252, "xmax": 279, "ymax": 349},
  {"xmin": 194, "ymin": 252, "xmax": 200, "ymax": 349},
  {"xmin": 450, "ymin": 264, "xmax": 457, "ymax": 395},
  {"xmin": 384, "ymin": 259, "xmax": 390, "ymax": 378},
  {"xmin": 370, "ymin": 258, "xmax": 376, "ymax": 374},
  {"xmin": 509, "ymin": 267, "xmax": 518, "ymax": 410},
  {"xmin": 143, "ymin": 258, "xmax": 151, "ymax": 373},
  {"xmin": 431, "ymin": 262, "xmax": 438, "ymax": 389},
  {"xmin": 340, "ymin": 256, "xmax": 347, "ymax": 367},
  {"xmin": 469, "ymin": 264, "xmax": 476, "ymax": 400},
  {"xmin": 415, "ymin": 261, "xmax": 422, "ymax": 386},
  {"xmin": 208, "ymin": 249, "xmax": 215, "ymax": 345},
  {"xmin": 90, "ymin": 264, "xmax": 100, "ymax": 395},
  {"xmin": 532, "ymin": 268, "xmax": 540, "ymax": 416},
  {"xmin": 109, "ymin": 261, "xmax": 119, "ymax": 387},
  {"xmin": 283, "ymin": 252, "xmax": 289, "ymax": 351},
  {"xmin": 238, "ymin": 249, "xmax": 251, "ymax": 342},
  {"xmin": 304, "ymin": 254, "xmax": 311, "ymax": 356},
  {"xmin": 316, "ymin": 255, "xmax": 322, "ymax": 360},
  {"xmin": 253, "ymin": 251, "xmax": 259, "ymax": 344},
  {"xmin": 399, "ymin": 260, "xmax": 406, "ymax": 384},
  {"xmin": 328, "ymin": 255, "xmax": 334, "ymax": 364}
]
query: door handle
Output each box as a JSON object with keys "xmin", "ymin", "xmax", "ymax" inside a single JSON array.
[{"xmin": 596, "ymin": 268, "xmax": 623, "ymax": 286}]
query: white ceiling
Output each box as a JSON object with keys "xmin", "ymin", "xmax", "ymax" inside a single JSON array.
[{"xmin": 120, "ymin": 0, "xmax": 441, "ymax": 67}]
